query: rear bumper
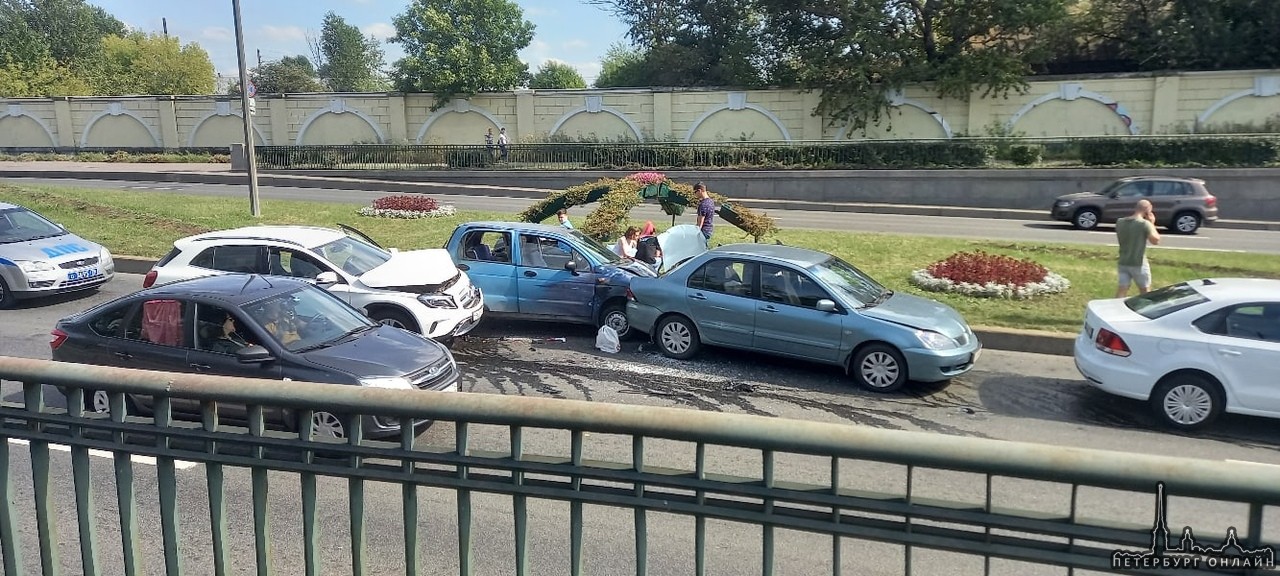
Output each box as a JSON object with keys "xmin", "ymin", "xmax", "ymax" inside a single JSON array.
[
  {"xmin": 625, "ymin": 301, "xmax": 662, "ymax": 336},
  {"xmin": 1073, "ymin": 334, "xmax": 1151, "ymax": 401}
]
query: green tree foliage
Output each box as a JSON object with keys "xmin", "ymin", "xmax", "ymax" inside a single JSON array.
[
  {"xmin": 309, "ymin": 11, "xmax": 387, "ymax": 92},
  {"xmin": 755, "ymin": 0, "xmax": 1070, "ymax": 133},
  {"xmin": 1, "ymin": 0, "xmax": 124, "ymax": 70},
  {"xmin": 593, "ymin": 42, "xmax": 647, "ymax": 88},
  {"xmin": 529, "ymin": 61, "xmax": 586, "ymax": 89},
  {"xmin": 0, "ymin": 55, "xmax": 91, "ymax": 96},
  {"xmin": 231, "ymin": 55, "xmax": 326, "ymax": 95},
  {"xmin": 91, "ymin": 31, "xmax": 215, "ymax": 95},
  {"xmin": 389, "ymin": 0, "xmax": 535, "ymax": 107}
]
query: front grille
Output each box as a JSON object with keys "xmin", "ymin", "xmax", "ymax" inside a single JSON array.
[
  {"xmin": 58, "ymin": 256, "xmax": 99, "ymax": 270},
  {"xmin": 406, "ymin": 359, "xmax": 457, "ymax": 390}
]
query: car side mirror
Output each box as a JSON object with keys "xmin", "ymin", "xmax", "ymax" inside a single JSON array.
[
  {"xmin": 236, "ymin": 345, "xmax": 274, "ymax": 364},
  {"xmin": 816, "ymin": 299, "xmax": 838, "ymax": 313},
  {"xmin": 565, "ymin": 260, "xmax": 579, "ymax": 275},
  {"xmin": 315, "ymin": 271, "xmax": 339, "ymax": 285}
]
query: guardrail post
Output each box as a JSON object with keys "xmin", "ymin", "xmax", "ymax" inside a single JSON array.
[
  {"xmin": 155, "ymin": 396, "xmax": 183, "ymax": 576},
  {"xmin": 831, "ymin": 458, "xmax": 841, "ymax": 576},
  {"xmin": 249, "ymin": 405, "xmax": 272, "ymax": 575},
  {"xmin": 0, "ymin": 419, "xmax": 20, "ymax": 575},
  {"xmin": 695, "ymin": 442, "xmax": 707, "ymax": 576},
  {"xmin": 457, "ymin": 422, "xmax": 473, "ymax": 576},
  {"xmin": 570, "ymin": 430, "xmax": 585, "ymax": 576},
  {"xmin": 25, "ymin": 382, "xmax": 61, "ymax": 576},
  {"xmin": 203, "ymin": 401, "xmax": 230, "ymax": 576},
  {"xmin": 512, "ymin": 426, "xmax": 529, "ymax": 576},
  {"xmin": 403, "ymin": 418, "xmax": 421, "ymax": 576},
  {"xmin": 349, "ymin": 415, "xmax": 367, "ymax": 576},
  {"xmin": 762, "ymin": 450, "xmax": 774, "ymax": 576},
  {"xmin": 298, "ymin": 409, "xmax": 322, "ymax": 576},
  {"xmin": 112, "ymin": 392, "xmax": 145, "ymax": 575},
  {"xmin": 68, "ymin": 388, "xmax": 101, "ymax": 576},
  {"xmin": 633, "ymin": 435, "xmax": 648, "ymax": 576}
]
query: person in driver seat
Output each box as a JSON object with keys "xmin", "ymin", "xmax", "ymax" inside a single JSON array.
[{"xmin": 258, "ymin": 299, "xmax": 304, "ymax": 345}]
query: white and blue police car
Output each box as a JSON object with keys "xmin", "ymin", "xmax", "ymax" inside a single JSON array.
[{"xmin": 0, "ymin": 202, "xmax": 114, "ymax": 308}]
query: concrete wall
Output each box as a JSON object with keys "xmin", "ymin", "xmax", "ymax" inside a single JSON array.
[{"xmin": 2, "ymin": 70, "xmax": 1279, "ymax": 150}]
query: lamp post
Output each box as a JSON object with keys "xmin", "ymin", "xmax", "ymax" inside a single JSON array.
[{"xmin": 232, "ymin": 0, "xmax": 261, "ymax": 217}]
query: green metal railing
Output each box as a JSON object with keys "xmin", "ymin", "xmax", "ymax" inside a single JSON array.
[
  {"xmin": 1, "ymin": 355, "xmax": 1278, "ymax": 575},
  {"xmin": 252, "ymin": 135, "xmax": 1280, "ymax": 171}
]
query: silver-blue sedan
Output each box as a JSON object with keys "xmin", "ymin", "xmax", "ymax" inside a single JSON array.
[
  {"xmin": 625, "ymin": 244, "xmax": 982, "ymax": 392},
  {"xmin": 0, "ymin": 202, "xmax": 115, "ymax": 309}
]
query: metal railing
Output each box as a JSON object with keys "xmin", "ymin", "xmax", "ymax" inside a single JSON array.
[
  {"xmin": 1, "ymin": 354, "xmax": 1278, "ymax": 575},
  {"xmin": 252, "ymin": 135, "xmax": 1280, "ymax": 172}
]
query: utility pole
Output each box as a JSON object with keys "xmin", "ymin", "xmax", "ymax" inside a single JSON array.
[
  {"xmin": 162, "ymin": 18, "xmax": 168, "ymax": 37},
  {"xmin": 257, "ymin": 49, "xmax": 262, "ymax": 68},
  {"xmin": 232, "ymin": 0, "xmax": 261, "ymax": 217}
]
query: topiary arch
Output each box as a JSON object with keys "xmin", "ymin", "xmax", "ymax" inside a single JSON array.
[{"xmin": 517, "ymin": 172, "xmax": 780, "ymax": 242}]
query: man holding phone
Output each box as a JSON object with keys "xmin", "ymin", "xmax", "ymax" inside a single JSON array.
[{"xmin": 1115, "ymin": 199, "xmax": 1161, "ymax": 297}]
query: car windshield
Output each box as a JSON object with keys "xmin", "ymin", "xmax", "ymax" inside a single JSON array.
[
  {"xmin": 807, "ymin": 256, "xmax": 886, "ymax": 306},
  {"xmin": 314, "ymin": 233, "xmax": 392, "ymax": 276},
  {"xmin": 568, "ymin": 230, "xmax": 622, "ymax": 264},
  {"xmin": 243, "ymin": 286, "xmax": 376, "ymax": 352},
  {"xmin": 1125, "ymin": 282, "xmax": 1210, "ymax": 319},
  {"xmin": 0, "ymin": 207, "xmax": 67, "ymax": 245}
]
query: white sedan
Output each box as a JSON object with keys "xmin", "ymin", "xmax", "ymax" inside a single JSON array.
[{"xmin": 1073, "ymin": 278, "xmax": 1280, "ymax": 431}]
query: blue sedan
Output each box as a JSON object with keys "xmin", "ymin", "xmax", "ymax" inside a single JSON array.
[{"xmin": 625, "ymin": 244, "xmax": 982, "ymax": 392}]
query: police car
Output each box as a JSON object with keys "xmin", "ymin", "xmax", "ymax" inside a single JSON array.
[{"xmin": 0, "ymin": 202, "xmax": 115, "ymax": 308}]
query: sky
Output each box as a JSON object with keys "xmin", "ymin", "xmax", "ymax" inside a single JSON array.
[{"xmin": 90, "ymin": 0, "xmax": 631, "ymax": 88}]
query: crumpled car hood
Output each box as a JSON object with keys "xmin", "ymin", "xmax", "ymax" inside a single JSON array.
[{"xmin": 358, "ymin": 248, "xmax": 458, "ymax": 289}]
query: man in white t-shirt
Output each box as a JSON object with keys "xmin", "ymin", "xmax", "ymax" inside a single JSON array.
[{"xmin": 497, "ymin": 127, "xmax": 509, "ymax": 161}]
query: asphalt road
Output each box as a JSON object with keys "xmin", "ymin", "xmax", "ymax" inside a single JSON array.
[
  {"xmin": 2, "ymin": 275, "xmax": 1280, "ymax": 575},
  {"xmin": 8, "ymin": 176, "xmax": 1280, "ymax": 255}
]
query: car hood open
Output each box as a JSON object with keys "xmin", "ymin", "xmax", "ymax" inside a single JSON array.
[
  {"xmin": 357, "ymin": 248, "xmax": 458, "ymax": 289},
  {"xmin": 656, "ymin": 225, "xmax": 709, "ymax": 270},
  {"xmin": 859, "ymin": 292, "xmax": 969, "ymax": 339},
  {"xmin": 303, "ymin": 325, "xmax": 449, "ymax": 378}
]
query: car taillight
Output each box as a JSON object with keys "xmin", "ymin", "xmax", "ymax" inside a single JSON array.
[
  {"xmin": 626, "ymin": 288, "xmax": 636, "ymax": 301},
  {"xmin": 49, "ymin": 329, "xmax": 68, "ymax": 351},
  {"xmin": 1094, "ymin": 328, "xmax": 1130, "ymax": 357},
  {"xmin": 1204, "ymin": 195, "xmax": 1216, "ymax": 207},
  {"xmin": 143, "ymin": 270, "xmax": 158, "ymax": 288}
]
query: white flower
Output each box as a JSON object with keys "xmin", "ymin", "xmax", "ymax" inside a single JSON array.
[
  {"xmin": 909, "ymin": 268, "xmax": 1070, "ymax": 299},
  {"xmin": 357, "ymin": 205, "xmax": 457, "ymax": 219}
]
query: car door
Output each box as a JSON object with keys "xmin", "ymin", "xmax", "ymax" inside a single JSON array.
[
  {"xmin": 188, "ymin": 302, "xmax": 282, "ymax": 419},
  {"xmin": 1147, "ymin": 180, "xmax": 1185, "ymax": 223},
  {"xmin": 752, "ymin": 264, "xmax": 846, "ymax": 363},
  {"xmin": 454, "ymin": 229, "xmax": 519, "ymax": 313},
  {"xmin": 515, "ymin": 233, "xmax": 594, "ymax": 320},
  {"xmin": 116, "ymin": 298, "xmax": 195, "ymax": 411},
  {"xmin": 684, "ymin": 259, "xmax": 757, "ymax": 347},
  {"xmin": 1200, "ymin": 303, "xmax": 1280, "ymax": 415},
  {"xmin": 1103, "ymin": 181, "xmax": 1149, "ymax": 222}
]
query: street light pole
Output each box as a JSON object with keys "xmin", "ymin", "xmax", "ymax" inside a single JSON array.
[{"xmin": 232, "ymin": 0, "xmax": 261, "ymax": 217}]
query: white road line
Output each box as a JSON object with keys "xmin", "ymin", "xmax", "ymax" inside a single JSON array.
[{"xmin": 7, "ymin": 438, "xmax": 200, "ymax": 470}]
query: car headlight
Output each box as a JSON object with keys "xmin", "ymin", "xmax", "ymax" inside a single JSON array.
[
  {"xmin": 1055, "ymin": 200, "xmax": 1075, "ymax": 207},
  {"xmin": 17, "ymin": 260, "xmax": 56, "ymax": 273},
  {"xmin": 359, "ymin": 377, "xmax": 412, "ymax": 389},
  {"xmin": 418, "ymin": 293, "xmax": 456, "ymax": 309},
  {"xmin": 916, "ymin": 330, "xmax": 959, "ymax": 350}
]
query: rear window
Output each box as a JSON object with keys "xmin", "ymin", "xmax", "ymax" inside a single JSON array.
[{"xmin": 1124, "ymin": 282, "xmax": 1209, "ymax": 319}]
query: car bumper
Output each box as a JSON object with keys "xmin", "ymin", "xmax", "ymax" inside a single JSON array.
[
  {"xmin": 12, "ymin": 268, "xmax": 114, "ymax": 299},
  {"xmin": 1050, "ymin": 205, "xmax": 1075, "ymax": 221},
  {"xmin": 1073, "ymin": 334, "xmax": 1151, "ymax": 401},
  {"xmin": 419, "ymin": 294, "xmax": 485, "ymax": 340},
  {"xmin": 625, "ymin": 301, "xmax": 662, "ymax": 336},
  {"xmin": 366, "ymin": 376, "xmax": 459, "ymax": 437},
  {"xmin": 901, "ymin": 340, "xmax": 982, "ymax": 382}
]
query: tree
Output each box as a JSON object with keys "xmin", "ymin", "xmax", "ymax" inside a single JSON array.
[
  {"xmin": 593, "ymin": 42, "xmax": 647, "ymax": 88},
  {"xmin": 90, "ymin": 31, "xmax": 215, "ymax": 95},
  {"xmin": 755, "ymin": 0, "xmax": 1071, "ymax": 133},
  {"xmin": 389, "ymin": 0, "xmax": 535, "ymax": 106},
  {"xmin": 1, "ymin": 0, "xmax": 124, "ymax": 70},
  {"xmin": 0, "ymin": 55, "xmax": 91, "ymax": 96},
  {"xmin": 231, "ymin": 55, "xmax": 326, "ymax": 95},
  {"xmin": 529, "ymin": 61, "xmax": 586, "ymax": 89},
  {"xmin": 308, "ymin": 11, "xmax": 387, "ymax": 92}
]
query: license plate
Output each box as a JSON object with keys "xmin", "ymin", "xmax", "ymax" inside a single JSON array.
[
  {"xmin": 1084, "ymin": 323, "xmax": 1094, "ymax": 339},
  {"xmin": 67, "ymin": 267, "xmax": 99, "ymax": 281}
]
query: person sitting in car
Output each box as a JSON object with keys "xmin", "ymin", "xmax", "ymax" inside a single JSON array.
[
  {"xmin": 256, "ymin": 299, "xmax": 305, "ymax": 346},
  {"xmin": 209, "ymin": 313, "xmax": 251, "ymax": 354}
]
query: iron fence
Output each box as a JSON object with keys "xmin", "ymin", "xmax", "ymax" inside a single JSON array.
[
  {"xmin": 0, "ymin": 355, "xmax": 1278, "ymax": 575},
  {"xmin": 251, "ymin": 135, "xmax": 1280, "ymax": 172}
]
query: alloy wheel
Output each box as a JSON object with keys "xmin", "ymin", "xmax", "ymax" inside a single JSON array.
[
  {"xmin": 1175, "ymin": 214, "xmax": 1199, "ymax": 233},
  {"xmin": 378, "ymin": 318, "xmax": 407, "ymax": 329},
  {"xmin": 1162, "ymin": 384, "xmax": 1213, "ymax": 426},
  {"xmin": 1075, "ymin": 210, "xmax": 1099, "ymax": 229},
  {"xmin": 312, "ymin": 411, "xmax": 347, "ymax": 439},
  {"xmin": 91, "ymin": 390, "xmax": 111, "ymax": 414},
  {"xmin": 859, "ymin": 352, "xmax": 901, "ymax": 389}
]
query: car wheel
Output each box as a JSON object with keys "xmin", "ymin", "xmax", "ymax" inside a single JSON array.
[
  {"xmin": 851, "ymin": 344, "xmax": 908, "ymax": 393},
  {"xmin": 1171, "ymin": 211, "xmax": 1201, "ymax": 235},
  {"xmin": 83, "ymin": 389, "xmax": 133, "ymax": 415},
  {"xmin": 1072, "ymin": 208, "xmax": 1101, "ymax": 230},
  {"xmin": 655, "ymin": 315, "xmax": 700, "ymax": 360},
  {"xmin": 369, "ymin": 308, "xmax": 419, "ymax": 333},
  {"xmin": 1150, "ymin": 374, "xmax": 1223, "ymax": 431},
  {"xmin": 308, "ymin": 411, "xmax": 347, "ymax": 439},
  {"xmin": 0, "ymin": 276, "xmax": 16, "ymax": 309},
  {"xmin": 600, "ymin": 303, "xmax": 632, "ymax": 340}
]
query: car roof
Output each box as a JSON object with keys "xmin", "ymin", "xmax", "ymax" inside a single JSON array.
[
  {"xmin": 140, "ymin": 274, "xmax": 310, "ymax": 306},
  {"xmin": 1116, "ymin": 175, "xmax": 1205, "ymax": 184},
  {"xmin": 0, "ymin": 202, "xmax": 23, "ymax": 211},
  {"xmin": 460, "ymin": 221, "xmax": 574, "ymax": 235},
  {"xmin": 1186, "ymin": 278, "xmax": 1280, "ymax": 301},
  {"xmin": 707, "ymin": 243, "xmax": 832, "ymax": 267},
  {"xmin": 179, "ymin": 225, "xmax": 345, "ymax": 248}
]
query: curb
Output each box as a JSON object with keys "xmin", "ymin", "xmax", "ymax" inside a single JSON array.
[
  {"xmin": 109, "ymin": 256, "xmax": 1078, "ymax": 357},
  {"xmin": 7, "ymin": 169, "xmax": 1280, "ymax": 231}
]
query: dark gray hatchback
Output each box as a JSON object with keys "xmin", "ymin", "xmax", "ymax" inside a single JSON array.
[
  {"xmin": 1050, "ymin": 176, "xmax": 1219, "ymax": 234},
  {"xmin": 50, "ymin": 274, "xmax": 459, "ymax": 439}
]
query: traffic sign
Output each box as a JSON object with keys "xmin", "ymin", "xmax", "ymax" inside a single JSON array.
[
  {"xmin": 248, "ymin": 97, "xmax": 256, "ymax": 116},
  {"xmin": 246, "ymin": 81, "xmax": 257, "ymax": 98}
]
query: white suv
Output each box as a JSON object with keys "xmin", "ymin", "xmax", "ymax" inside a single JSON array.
[{"xmin": 144, "ymin": 224, "xmax": 484, "ymax": 342}]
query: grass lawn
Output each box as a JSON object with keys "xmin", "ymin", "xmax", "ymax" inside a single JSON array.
[{"xmin": 6, "ymin": 183, "xmax": 1279, "ymax": 334}]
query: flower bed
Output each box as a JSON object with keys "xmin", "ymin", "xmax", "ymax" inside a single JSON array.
[
  {"xmin": 909, "ymin": 250, "xmax": 1070, "ymax": 299},
  {"xmin": 358, "ymin": 194, "xmax": 456, "ymax": 219}
]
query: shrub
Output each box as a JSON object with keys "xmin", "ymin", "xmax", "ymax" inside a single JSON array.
[
  {"xmin": 910, "ymin": 250, "xmax": 1070, "ymax": 299},
  {"xmin": 1079, "ymin": 137, "xmax": 1280, "ymax": 167},
  {"xmin": 371, "ymin": 195, "xmax": 439, "ymax": 213},
  {"xmin": 1008, "ymin": 145, "xmax": 1043, "ymax": 166}
]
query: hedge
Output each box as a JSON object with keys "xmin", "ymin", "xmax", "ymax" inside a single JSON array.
[{"xmin": 1078, "ymin": 137, "xmax": 1280, "ymax": 167}]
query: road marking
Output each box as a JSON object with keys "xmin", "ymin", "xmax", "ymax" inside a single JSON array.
[{"xmin": 7, "ymin": 438, "xmax": 200, "ymax": 470}]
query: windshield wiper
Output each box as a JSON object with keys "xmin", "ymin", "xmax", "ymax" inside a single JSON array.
[
  {"xmin": 295, "ymin": 324, "xmax": 376, "ymax": 352},
  {"xmin": 865, "ymin": 289, "xmax": 894, "ymax": 308}
]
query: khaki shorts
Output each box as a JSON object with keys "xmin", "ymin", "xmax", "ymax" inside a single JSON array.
[{"xmin": 1118, "ymin": 263, "xmax": 1151, "ymax": 289}]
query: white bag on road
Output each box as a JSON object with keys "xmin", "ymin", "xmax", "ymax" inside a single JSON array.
[{"xmin": 595, "ymin": 325, "xmax": 620, "ymax": 354}]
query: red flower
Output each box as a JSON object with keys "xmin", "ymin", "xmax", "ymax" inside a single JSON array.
[
  {"xmin": 371, "ymin": 195, "xmax": 439, "ymax": 212},
  {"xmin": 926, "ymin": 251, "xmax": 1048, "ymax": 287}
]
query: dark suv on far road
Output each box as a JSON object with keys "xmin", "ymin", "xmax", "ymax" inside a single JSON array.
[{"xmin": 1050, "ymin": 176, "xmax": 1219, "ymax": 234}]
